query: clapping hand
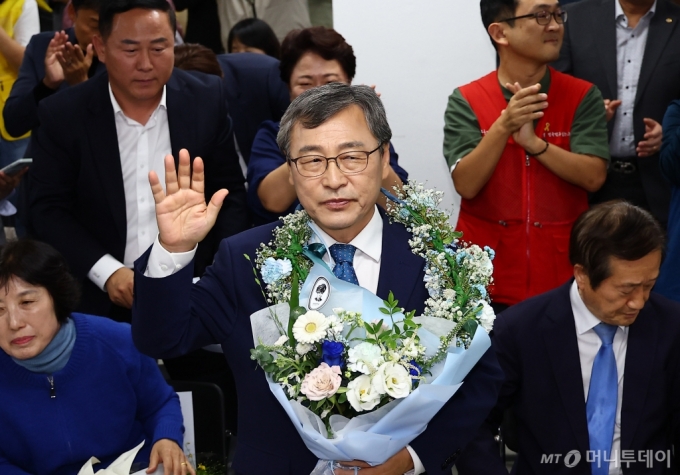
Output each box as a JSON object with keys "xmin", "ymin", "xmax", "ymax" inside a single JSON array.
[
  {"xmin": 637, "ymin": 118, "xmax": 663, "ymax": 157},
  {"xmin": 603, "ymin": 99, "xmax": 622, "ymax": 122},
  {"xmin": 504, "ymin": 82, "xmax": 546, "ymax": 154},
  {"xmin": 56, "ymin": 41, "xmax": 94, "ymax": 86},
  {"xmin": 150, "ymin": 149, "xmax": 228, "ymax": 253},
  {"xmin": 43, "ymin": 31, "xmax": 69, "ymax": 89}
]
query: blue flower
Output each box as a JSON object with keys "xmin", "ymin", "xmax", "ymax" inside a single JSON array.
[
  {"xmin": 483, "ymin": 246, "xmax": 496, "ymax": 260},
  {"xmin": 473, "ymin": 284, "xmax": 488, "ymax": 299},
  {"xmin": 321, "ymin": 340, "xmax": 345, "ymax": 368},
  {"xmin": 409, "ymin": 360, "xmax": 421, "ymax": 387},
  {"xmin": 456, "ymin": 251, "xmax": 468, "ymax": 265},
  {"xmin": 261, "ymin": 257, "xmax": 293, "ymax": 284}
]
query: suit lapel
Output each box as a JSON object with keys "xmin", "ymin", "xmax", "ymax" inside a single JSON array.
[
  {"xmin": 85, "ymin": 74, "xmax": 127, "ymax": 246},
  {"xmin": 376, "ymin": 211, "xmax": 425, "ymax": 313},
  {"xmin": 166, "ymin": 71, "xmax": 190, "ymax": 164},
  {"xmin": 541, "ymin": 284, "xmax": 591, "ymax": 453},
  {"xmin": 596, "ymin": 0, "xmax": 618, "ymax": 99},
  {"xmin": 635, "ymin": 2, "xmax": 679, "ymax": 106},
  {"xmin": 620, "ymin": 304, "xmax": 657, "ymax": 449}
]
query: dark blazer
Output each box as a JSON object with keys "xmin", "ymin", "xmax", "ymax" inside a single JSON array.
[
  {"xmin": 456, "ymin": 281, "xmax": 680, "ymax": 474},
  {"xmin": 132, "ymin": 214, "xmax": 505, "ymax": 475},
  {"xmin": 3, "ymin": 28, "xmax": 106, "ymax": 138},
  {"xmin": 553, "ymin": 0, "xmax": 680, "ymax": 224},
  {"xmin": 29, "ymin": 69, "xmax": 249, "ymax": 318},
  {"xmin": 217, "ymin": 52, "xmax": 290, "ymax": 164}
]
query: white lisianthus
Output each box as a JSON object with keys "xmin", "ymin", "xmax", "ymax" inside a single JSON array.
[
  {"xmin": 346, "ymin": 374, "xmax": 382, "ymax": 412},
  {"xmin": 475, "ymin": 300, "xmax": 496, "ymax": 332},
  {"xmin": 296, "ymin": 343, "xmax": 313, "ymax": 355},
  {"xmin": 293, "ymin": 311, "xmax": 329, "ymax": 343},
  {"xmin": 347, "ymin": 342, "xmax": 384, "ymax": 375},
  {"xmin": 274, "ymin": 335, "xmax": 289, "ymax": 346},
  {"xmin": 371, "ymin": 362, "xmax": 411, "ymax": 399}
]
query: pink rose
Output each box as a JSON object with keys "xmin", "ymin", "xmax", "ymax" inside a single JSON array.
[{"xmin": 300, "ymin": 362, "xmax": 342, "ymax": 401}]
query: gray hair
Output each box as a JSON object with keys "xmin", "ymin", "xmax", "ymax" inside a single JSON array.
[{"xmin": 277, "ymin": 82, "xmax": 392, "ymax": 158}]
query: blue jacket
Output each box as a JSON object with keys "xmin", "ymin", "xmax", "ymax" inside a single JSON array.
[
  {"xmin": 132, "ymin": 213, "xmax": 504, "ymax": 475},
  {"xmin": 657, "ymin": 100, "xmax": 680, "ymax": 301},
  {"xmin": 217, "ymin": 53, "xmax": 290, "ymax": 165},
  {"xmin": 0, "ymin": 314, "xmax": 184, "ymax": 475},
  {"xmin": 246, "ymin": 120, "xmax": 409, "ymax": 225}
]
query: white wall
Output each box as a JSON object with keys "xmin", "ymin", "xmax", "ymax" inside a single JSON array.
[{"xmin": 334, "ymin": 1, "xmax": 496, "ymax": 223}]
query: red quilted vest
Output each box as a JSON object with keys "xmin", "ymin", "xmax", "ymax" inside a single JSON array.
[{"xmin": 457, "ymin": 67, "xmax": 593, "ymax": 305}]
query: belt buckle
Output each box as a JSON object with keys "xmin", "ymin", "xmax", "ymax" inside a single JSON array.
[{"xmin": 611, "ymin": 160, "xmax": 636, "ymax": 174}]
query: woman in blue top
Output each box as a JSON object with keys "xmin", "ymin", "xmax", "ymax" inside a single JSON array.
[
  {"xmin": 246, "ymin": 26, "xmax": 408, "ymax": 225},
  {"xmin": 0, "ymin": 240, "xmax": 191, "ymax": 475}
]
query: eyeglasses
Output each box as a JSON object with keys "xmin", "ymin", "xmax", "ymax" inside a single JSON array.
[
  {"xmin": 500, "ymin": 9, "xmax": 567, "ymax": 25},
  {"xmin": 288, "ymin": 144, "xmax": 383, "ymax": 178}
]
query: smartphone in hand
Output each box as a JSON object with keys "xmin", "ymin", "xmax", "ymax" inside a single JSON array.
[{"xmin": 0, "ymin": 158, "xmax": 32, "ymax": 176}]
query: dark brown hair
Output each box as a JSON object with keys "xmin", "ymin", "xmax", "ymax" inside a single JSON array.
[
  {"xmin": 279, "ymin": 26, "xmax": 356, "ymax": 85},
  {"xmin": 227, "ymin": 18, "xmax": 280, "ymax": 59},
  {"xmin": 569, "ymin": 201, "xmax": 665, "ymax": 289},
  {"xmin": 174, "ymin": 43, "xmax": 223, "ymax": 77},
  {"xmin": 0, "ymin": 240, "xmax": 81, "ymax": 323}
]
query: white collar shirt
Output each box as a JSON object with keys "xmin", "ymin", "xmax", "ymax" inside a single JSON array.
[
  {"xmin": 308, "ymin": 206, "xmax": 383, "ymax": 294},
  {"xmin": 570, "ymin": 281, "xmax": 629, "ymax": 474},
  {"xmin": 111, "ymin": 84, "xmax": 170, "ymax": 268},
  {"xmin": 610, "ymin": 0, "xmax": 656, "ymax": 157}
]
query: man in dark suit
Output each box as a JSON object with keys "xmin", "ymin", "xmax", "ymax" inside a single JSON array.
[
  {"xmin": 131, "ymin": 82, "xmax": 504, "ymax": 475},
  {"xmin": 553, "ymin": 0, "xmax": 680, "ymax": 226},
  {"xmin": 4, "ymin": 0, "xmax": 105, "ymax": 139},
  {"xmin": 216, "ymin": 51, "xmax": 289, "ymax": 165},
  {"xmin": 457, "ymin": 201, "xmax": 680, "ymax": 474},
  {"xmin": 28, "ymin": 0, "xmax": 248, "ymax": 321}
]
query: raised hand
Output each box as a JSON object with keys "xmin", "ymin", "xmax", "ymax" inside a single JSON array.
[
  {"xmin": 637, "ymin": 118, "xmax": 663, "ymax": 157},
  {"xmin": 56, "ymin": 42, "xmax": 94, "ymax": 86},
  {"xmin": 150, "ymin": 149, "xmax": 228, "ymax": 253},
  {"xmin": 43, "ymin": 31, "xmax": 68, "ymax": 89}
]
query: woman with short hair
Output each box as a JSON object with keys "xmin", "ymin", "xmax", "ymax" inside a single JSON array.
[{"xmin": 0, "ymin": 239, "xmax": 191, "ymax": 475}]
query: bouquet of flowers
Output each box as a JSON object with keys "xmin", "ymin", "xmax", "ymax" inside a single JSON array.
[{"xmin": 248, "ymin": 183, "xmax": 496, "ymax": 473}]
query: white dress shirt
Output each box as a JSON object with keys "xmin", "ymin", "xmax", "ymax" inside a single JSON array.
[
  {"xmin": 610, "ymin": 0, "xmax": 656, "ymax": 157},
  {"xmin": 87, "ymin": 85, "xmax": 170, "ymax": 291},
  {"xmin": 145, "ymin": 206, "xmax": 425, "ymax": 474},
  {"xmin": 570, "ymin": 281, "xmax": 629, "ymax": 475}
]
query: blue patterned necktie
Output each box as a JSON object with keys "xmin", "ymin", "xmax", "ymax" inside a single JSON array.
[
  {"xmin": 329, "ymin": 243, "xmax": 359, "ymax": 285},
  {"xmin": 586, "ymin": 322, "xmax": 618, "ymax": 475}
]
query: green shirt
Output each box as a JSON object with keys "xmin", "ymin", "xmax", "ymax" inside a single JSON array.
[{"xmin": 443, "ymin": 69, "xmax": 610, "ymax": 169}]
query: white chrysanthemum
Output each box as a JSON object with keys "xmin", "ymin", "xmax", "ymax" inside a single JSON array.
[
  {"xmin": 476, "ymin": 300, "xmax": 496, "ymax": 332},
  {"xmin": 371, "ymin": 362, "xmax": 411, "ymax": 399},
  {"xmin": 347, "ymin": 342, "xmax": 384, "ymax": 375},
  {"xmin": 296, "ymin": 343, "xmax": 313, "ymax": 355},
  {"xmin": 274, "ymin": 335, "xmax": 289, "ymax": 346},
  {"xmin": 347, "ymin": 374, "xmax": 382, "ymax": 412},
  {"xmin": 347, "ymin": 342, "xmax": 385, "ymax": 374},
  {"xmin": 293, "ymin": 311, "xmax": 329, "ymax": 343}
]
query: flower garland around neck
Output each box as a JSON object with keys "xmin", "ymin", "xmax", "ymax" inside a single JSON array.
[{"xmin": 246, "ymin": 181, "xmax": 497, "ymax": 351}]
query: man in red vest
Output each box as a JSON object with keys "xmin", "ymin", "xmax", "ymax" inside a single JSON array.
[{"xmin": 444, "ymin": 0, "xmax": 610, "ymax": 312}]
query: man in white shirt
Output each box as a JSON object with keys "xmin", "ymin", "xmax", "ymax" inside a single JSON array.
[
  {"xmin": 28, "ymin": 0, "xmax": 248, "ymax": 321},
  {"xmin": 130, "ymin": 82, "xmax": 504, "ymax": 475},
  {"xmin": 457, "ymin": 201, "xmax": 680, "ymax": 475}
]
